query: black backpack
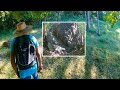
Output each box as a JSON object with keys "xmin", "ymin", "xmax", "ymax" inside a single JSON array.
[{"xmin": 14, "ymin": 35, "xmax": 37, "ymax": 70}]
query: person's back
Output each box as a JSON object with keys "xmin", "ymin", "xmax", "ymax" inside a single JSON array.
[{"xmin": 10, "ymin": 22, "xmax": 43, "ymax": 79}]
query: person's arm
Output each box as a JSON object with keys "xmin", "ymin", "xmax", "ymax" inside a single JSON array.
[
  {"xmin": 10, "ymin": 52, "xmax": 19, "ymax": 77},
  {"xmin": 36, "ymin": 46, "xmax": 43, "ymax": 72}
]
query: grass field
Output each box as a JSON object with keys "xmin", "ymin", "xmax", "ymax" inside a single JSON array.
[{"xmin": 0, "ymin": 18, "xmax": 120, "ymax": 79}]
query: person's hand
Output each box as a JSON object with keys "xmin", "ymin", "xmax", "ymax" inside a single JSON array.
[
  {"xmin": 38, "ymin": 64, "xmax": 43, "ymax": 73},
  {"xmin": 15, "ymin": 68, "xmax": 20, "ymax": 78}
]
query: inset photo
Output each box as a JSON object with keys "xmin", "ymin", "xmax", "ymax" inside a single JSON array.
[{"xmin": 42, "ymin": 22, "xmax": 86, "ymax": 57}]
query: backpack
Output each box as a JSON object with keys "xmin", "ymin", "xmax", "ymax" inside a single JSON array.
[{"xmin": 14, "ymin": 35, "xmax": 37, "ymax": 70}]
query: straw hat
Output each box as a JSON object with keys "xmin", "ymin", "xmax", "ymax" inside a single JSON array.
[{"xmin": 13, "ymin": 22, "xmax": 32, "ymax": 36}]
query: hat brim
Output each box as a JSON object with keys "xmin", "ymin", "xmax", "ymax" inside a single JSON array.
[{"xmin": 13, "ymin": 25, "xmax": 33, "ymax": 36}]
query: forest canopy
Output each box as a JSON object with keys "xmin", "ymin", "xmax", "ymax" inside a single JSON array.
[{"xmin": 0, "ymin": 11, "xmax": 119, "ymax": 31}]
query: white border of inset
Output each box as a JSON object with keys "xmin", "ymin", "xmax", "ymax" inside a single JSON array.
[{"xmin": 42, "ymin": 21, "xmax": 86, "ymax": 58}]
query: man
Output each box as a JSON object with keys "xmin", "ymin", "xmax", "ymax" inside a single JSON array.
[{"xmin": 10, "ymin": 22, "xmax": 43, "ymax": 79}]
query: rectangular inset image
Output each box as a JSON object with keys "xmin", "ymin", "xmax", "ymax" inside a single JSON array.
[{"xmin": 42, "ymin": 21, "xmax": 86, "ymax": 57}]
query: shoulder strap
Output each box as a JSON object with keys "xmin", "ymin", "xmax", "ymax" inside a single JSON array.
[{"xmin": 13, "ymin": 36, "xmax": 20, "ymax": 54}]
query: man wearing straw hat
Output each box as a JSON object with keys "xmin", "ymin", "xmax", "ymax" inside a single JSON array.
[{"xmin": 10, "ymin": 22, "xmax": 43, "ymax": 79}]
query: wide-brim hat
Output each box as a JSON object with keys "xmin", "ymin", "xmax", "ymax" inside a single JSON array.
[{"xmin": 13, "ymin": 22, "xmax": 33, "ymax": 36}]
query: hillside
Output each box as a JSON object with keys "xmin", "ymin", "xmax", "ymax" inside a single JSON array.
[{"xmin": 0, "ymin": 18, "xmax": 120, "ymax": 79}]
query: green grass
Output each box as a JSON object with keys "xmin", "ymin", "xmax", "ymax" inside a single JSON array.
[
  {"xmin": 1, "ymin": 18, "xmax": 120, "ymax": 79},
  {"xmin": 85, "ymin": 19, "xmax": 120, "ymax": 79}
]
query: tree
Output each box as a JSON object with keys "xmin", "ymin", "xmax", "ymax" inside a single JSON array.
[
  {"xmin": 97, "ymin": 11, "xmax": 100, "ymax": 35},
  {"xmin": 104, "ymin": 11, "xmax": 119, "ymax": 28},
  {"xmin": 86, "ymin": 11, "xmax": 91, "ymax": 31},
  {"xmin": 99, "ymin": 11, "xmax": 104, "ymax": 20},
  {"xmin": 9, "ymin": 11, "xmax": 53, "ymax": 28},
  {"xmin": 0, "ymin": 11, "xmax": 17, "ymax": 30},
  {"xmin": 85, "ymin": 11, "xmax": 87, "ymax": 19}
]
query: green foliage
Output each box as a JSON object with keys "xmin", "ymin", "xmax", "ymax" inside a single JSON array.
[
  {"xmin": 10, "ymin": 11, "xmax": 53, "ymax": 21},
  {"xmin": 0, "ymin": 11, "xmax": 54, "ymax": 30},
  {"xmin": 1, "ymin": 11, "xmax": 120, "ymax": 31},
  {"xmin": 104, "ymin": 11, "xmax": 119, "ymax": 28},
  {"xmin": 0, "ymin": 11, "xmax": 17, "ymax": 30}
]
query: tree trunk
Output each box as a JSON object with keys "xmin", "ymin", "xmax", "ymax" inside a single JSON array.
[
  {"xmin": 99, "ymin": 11, "xmax": 103, "ymax": 20},
  {"xmin": 86, "ymin": 11, "xmax": 91, "ymax": 31},
  {"xmin": 97, "ymin": 11, "xmax": 100, "ymax": 35},
  {"xmin": 85, "ymin": 11, "xmax": 87, "ymax": 20}
]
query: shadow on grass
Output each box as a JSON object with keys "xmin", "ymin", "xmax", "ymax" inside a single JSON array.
[
  {"xmin": 42, "ymin": 57, "xmax": 86, "ymax": 79},
  {"xmin": 40, "ymin": 22, "xmax": 120, "ymax": 79},
  {"xmin": 84, "ymin": 27, "xmax": 120, "ymax": 79},
  {"xmin": 51, "ymin": 57, "xmax": 72, "ymax": 79},
  {"xmin": 1, "ymin": 22, "xmax": 120, "ymax": 79}
]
